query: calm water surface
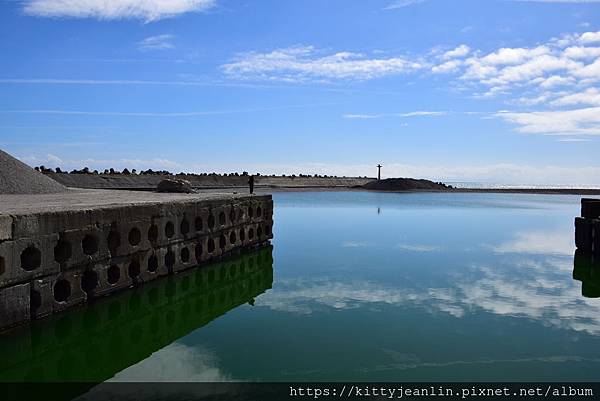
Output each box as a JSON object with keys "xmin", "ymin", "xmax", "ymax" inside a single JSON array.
[{"xmin": 2, "ymin": 191, "xmax": 600, "ymax": 383}]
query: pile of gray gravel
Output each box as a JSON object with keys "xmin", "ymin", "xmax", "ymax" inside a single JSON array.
[{"xmin": 0, "ymin": 149, "xmax": 67, "ymax": 194}]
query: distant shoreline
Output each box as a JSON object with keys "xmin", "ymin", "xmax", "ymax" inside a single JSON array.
[
  {"xmin": 261, "ymin": 186, "xmax": 600, "ymax": 195},
  {"xmin": 44, "ymin": 172, "xmax": 600, "ymax": 196}
]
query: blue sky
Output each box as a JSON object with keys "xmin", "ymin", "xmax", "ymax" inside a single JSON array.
[{"xmin": 1, "ymin": 0, "xmax": 599, "ymax": 186}]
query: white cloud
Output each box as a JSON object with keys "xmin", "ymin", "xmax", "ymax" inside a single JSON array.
[
  {"xmin": 23, "ymin": 0, "xmax": 215, "ymax": 22},
  {"xmin": 491, "ymin": 230, "xmax": 574, "ymax": 256},
  {"xmin": 222, "ymin": 46, "xmax": 423, "ymax": 81},
  {"xmin": 550, "ymin": 87, "xmax": 600, "ymax": 106},
  {"xmin": 384, "ymin": 0, "xmax": 426, "ymax": 10},
  {"xmin": 343, "ymin": 110, "xmax": 449, "ymax": 119},
  {"xmin": 580, "ymin": 31, "xmax": 600, "ymax": 44},
  {"xmin": 396, "ymin": 244, "xmax": 441, "ymax": 252},
  {"xmin": 110, "ymin": 343, "xmax": 230, "ymax": 382},
  {"xmin": 563, "ymin": 46, "xmax": 600, "ymax": 59},
  {"xmin": 259, "ymin": 253, "xmax": 600, "ymax": 335},
  {"xmin": 496, "ymin": 107, "xmax": 600, "ymax": 135},
  {"xmin": 398, "ymin": 111, "xmax": 447, "ymax": 117},
  {"xmin": 138, "ymin": 34, "xmax": 175, "ymax": 51},
  {"xmin": 442, "ymin": 45, "xmax": 471, "ymax": 60},
  {"xmin": 341, "ymin": 241, "xmax": 369, "ymax": 248},
  {"xmin": 342, "ymin": 113, "xmax": 383, "ymax": 119}
]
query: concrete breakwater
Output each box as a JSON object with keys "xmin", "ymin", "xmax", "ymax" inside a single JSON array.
[
  {"xmin": 575, "ymin": 198, "xmax": 600, "ymax": 256},
  {"xmin": 0, "ymin": 190, "xmax": 273, "ymax": 331}
]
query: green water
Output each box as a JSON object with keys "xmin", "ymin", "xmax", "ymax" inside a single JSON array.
[{"xmin": 1, "ymin": 192, "xmax": 600, "ymax": 383}]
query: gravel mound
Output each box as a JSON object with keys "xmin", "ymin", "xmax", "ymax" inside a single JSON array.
[
  {"xmin": 0, "ymin": 149, "xmax": 68, "ymax": 194},
  {"xmin": 363, "ymin": 178, "xmax": 450, "ymax": 191}
]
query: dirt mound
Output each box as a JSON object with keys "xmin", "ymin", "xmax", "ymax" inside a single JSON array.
[
  {"xmin": 363, "ymin": 178, "xmax": 451, "ymax": 191},
  {"xmin": 0, "ymin": 149, "xmax": 67, "ymax": 194}
]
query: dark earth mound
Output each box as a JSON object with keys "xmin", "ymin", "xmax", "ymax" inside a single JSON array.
[
  {"xmin": 0, "ymin": 149, "xmax": 67, "ymax": 194},
  {"xmin": 363, "ymin": 178, "xmax": 451, "ymax": 191}
]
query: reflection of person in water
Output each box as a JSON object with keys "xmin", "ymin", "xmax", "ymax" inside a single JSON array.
[{"xmin": 248, "ymin": 175, "xmax": 255, "ymax": 194}]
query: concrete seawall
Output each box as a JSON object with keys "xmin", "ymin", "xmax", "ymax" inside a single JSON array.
[{"xmin": 0, "ymin": 190, "xmax": 273, "ymax": 331}]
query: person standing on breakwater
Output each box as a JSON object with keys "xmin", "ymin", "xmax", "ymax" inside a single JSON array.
[{"xmin": 248, "ymin": 175, "xmax": 255, "ymax": 194}]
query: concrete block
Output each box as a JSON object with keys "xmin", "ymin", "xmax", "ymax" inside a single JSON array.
[
  {"xmin": 118, "ymin": 220, "xmax": 152, "ymax": 256},
  {"xmin": 57, "ymin": 228, "xmax": 110, "ymax": 270},
  {"xmin": 595, "ymin": 220, "xmax": 600, "ymax": 255},
  {"xmin": 31, "ymin": 276, "xmax": 55, "ymax": 319},
  {"xmin": 0, "ymin": 234, "xmax": 60, "ymax": 289},
  {"xmin": 95, "ymin": 258, "xmax": 131, "ymax": 297},
  {"xmin": 0, "ymin": 283, "xmax": 30, "ymax": 328},
  {"xmin": 0, "ymin": 214, "xmax": 12, "ymax": 241},
  {"xmin": 575, "ymin": 217, "xmax": 594, "ymax": 252},
  {"xmin": 582, "ymin": 198, "xmax": 600, "ymax": 219},
  {"xmin": 573, "ymin": 249, "xmax": 592, "ymax": 282},
  {"xmin": 138, "ymin": 249, "xmax": 169, "ymax": 283},
  {"xmin": 50, "ymin": 271, "xmax": 87, "ymax": 313}
]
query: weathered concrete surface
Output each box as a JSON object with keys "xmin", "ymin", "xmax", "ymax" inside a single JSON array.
[{"xmin": 0, "ymin": 189, "xmax": 273, "ymax": 330}]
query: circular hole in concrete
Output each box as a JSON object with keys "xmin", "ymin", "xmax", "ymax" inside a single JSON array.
[
  {"xmin": 239, "ymin": 228, "xmax": 246, "ymax": 242},
  {"xmin": 180, "ymin": 219, "xmax": 190, "ymax": 235},
  {"xmin": 128, "ymin": 227, "xmax": 141, "ymax": 246},
  {"xmin": 148, "ymin": 224, "xmax": 158, "ymax": 242},
  {"xmin": 148, "ymin": 254, "xmax": 158, "ymax": 273},
  {"xmin": 82, "ymin": 234, "xmax": 99, "ymax": 255},
  {"xmin": 21, "ymin": 246, "xmax": 41, "ymax": 271},
  {"xmin": 165, "ymin": 221, "xmax": 175, "ymax": 238},
  {"xmin": 181, "ymin": 247, "xmax": 190, "ymax": 263},
  {"xmin": 248, "ymin": 228, "xmax": 255, "ymax": 239},
  {"xmin": 257, "ymin": 226, "xmax": 263, "ymax": 237},
  {"xmin": 229, "ymin": 231, "xmax": 237, "ymax": 244},
  {"xmin": 107, "ymin": 264, "xmax": 120, "ymax": 285},
  {"xmin": 107, "ymin": 231, "xmax": 121, "ymax": 253},
  {"xmin": 165, "ymin": 250, "xmax": 175, "ymax": 269},
  {"xmin": 0, "ymin": 256, "xmax": 4, "ymax": 276},
  {"xmin": 195, "ymin": 243, "xmax": 203, "ymax": 261},
  {"xmin": 256, "ymin": 206, "xmax": 262, "ymax": 217},
  {"xmin": 128, "ymin": 260, "xmax": 140, "ymax": 279},
  {"xmin": 194, "ymin": 217, "xmax": 203, "ymax": 231},
  {"xmin": 208, "ymin": 214, "xmax": 215, "ymax": 230},
  {"xmin": 81, "ymin": 269, "xmax": 98, "ymax": 294},
  {"xmin": 54, "ymin": 239, "xmax": 72, "ymax": 264},
  {"xmin": 219, "ymin": 212, "xmax": 226, "ymax": 226},
  {"xmin": 208, "ymin": 238, "xmax": 215, "ymax": 253},
  {"xmin": 54, "ymin": 279, "xmax": 71, "ymax": 303},
  {"xmin": 219, "ymin": 235, "xmax": 226, "ymax": 250}
]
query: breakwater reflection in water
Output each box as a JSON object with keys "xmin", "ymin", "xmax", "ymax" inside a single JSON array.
[{"xmin": 0, "ymin": 246, "xmax": 274, "ymax": 383}]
